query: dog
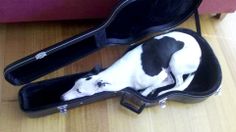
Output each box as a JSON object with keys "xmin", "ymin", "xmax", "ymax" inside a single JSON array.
[{"xmin": 61, "ymin": 31, "xmax": 202, "ymax": 101}]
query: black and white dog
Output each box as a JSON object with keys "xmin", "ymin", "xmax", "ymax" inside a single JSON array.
[{"xmin": 61, "ymin": 31, "xmax": 202, "ymax": 101}]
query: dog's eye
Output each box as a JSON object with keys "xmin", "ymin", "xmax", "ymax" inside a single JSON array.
[{"xmin": 86, "ymin": 77, "xmax": 92, "ymax": 81}]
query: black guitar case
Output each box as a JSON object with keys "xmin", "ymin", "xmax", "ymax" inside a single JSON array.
[{"xmin": 4, "ymin": 0, "xmax": 222, "ymax": 117}]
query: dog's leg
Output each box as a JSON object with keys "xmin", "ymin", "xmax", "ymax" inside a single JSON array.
[
  {"xmin": 158, "ymin": 74, "xmax": 195, "ymax": 96},
  {"xmin": 175, "ymin": 75, "xmax": 184, "ymax": 86},
  {"xmin": 141, "ymin": 87, "xmax": 154, "ymax": 96},
  {"xmin": 141, "ymin": 73, "xmax": 174, "ymax": 96}
]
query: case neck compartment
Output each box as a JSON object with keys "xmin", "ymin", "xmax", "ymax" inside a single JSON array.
[{"xmin": 4, "ymin": 0, "xmax": 202, "ymax": 85}]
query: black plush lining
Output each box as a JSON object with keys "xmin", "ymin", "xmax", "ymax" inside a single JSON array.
[
  {"xmin": 106, "ymin": 0, "xmax": 200, "ymax": 39},
  {"xmin": 19, "ymin": 29, "xmax": 222, "ymax": 112},
  {"xmin": 6, "ymin": 36, "xmax": 98, "ymax": 85},
  {"xmin": 19, "ymin": 73, "xmax": 87, "ymax": 111}
]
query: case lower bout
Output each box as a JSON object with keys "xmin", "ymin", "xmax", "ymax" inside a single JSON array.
[{"xmin": 18, "ymin": 29, "xmax": 222, "ymax": 117}]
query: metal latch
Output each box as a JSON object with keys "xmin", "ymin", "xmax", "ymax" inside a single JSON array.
[
  {"xmin": 35, "ymin": 52, "xmax": 47, "ymax": 60},
  {"xmin": 57, "ymin": 104, "xmax": 68, "ymax": 114},
  {"xmin": 159, "ymin": 97, "xmax": 168, "ymax": 109}
]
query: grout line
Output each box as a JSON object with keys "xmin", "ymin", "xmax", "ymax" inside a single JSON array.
[{"xmin": 1, "ymin": 99, "xmax": 18, "ymax": 103}]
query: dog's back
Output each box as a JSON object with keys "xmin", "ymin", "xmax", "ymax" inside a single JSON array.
[{"xmin": 141, "ymin": 36, "xmax": 184, "ymax": 76}]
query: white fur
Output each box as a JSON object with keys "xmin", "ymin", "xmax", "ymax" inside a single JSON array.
[{"xmin": 61, "ymin": 31, "xmax": 201, "ymax": 101}]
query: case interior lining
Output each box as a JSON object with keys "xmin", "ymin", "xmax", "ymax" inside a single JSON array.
[
  {"xmin": 106, "ymin": 0, "xmax": 199, "ymax": 39},
  {"xmin": 19, "ymin": 29, "xmax": 222, "ymax": 112},
  {"xmin": 6, "ymin": 36, "xmax": 97, "ymax": 84}
]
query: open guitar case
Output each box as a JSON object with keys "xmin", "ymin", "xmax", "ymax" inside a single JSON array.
[{"xmin": 4, "ymin": 0, "xmax": 222, "ymax": 117}]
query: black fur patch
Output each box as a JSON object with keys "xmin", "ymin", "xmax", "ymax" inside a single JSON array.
[{"xmin": 141, "ymin": 36, "xmax": 184, "ymax": 76}]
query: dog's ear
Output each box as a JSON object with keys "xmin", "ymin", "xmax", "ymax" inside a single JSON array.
[{"xmin": 83, "ymin": 65, "xmax": 102, "ymax": 78}]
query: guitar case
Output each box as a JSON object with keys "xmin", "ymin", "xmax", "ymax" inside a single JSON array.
[{"xmin": 4, "ymin": 0, "xmax": 222, "ymax": 117}]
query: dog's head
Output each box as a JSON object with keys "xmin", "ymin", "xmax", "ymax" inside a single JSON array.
[{"xmin": 61, "ymin": 75, "xmax": 111, "ymax": 101}]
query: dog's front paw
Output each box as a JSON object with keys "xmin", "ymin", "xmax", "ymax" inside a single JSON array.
[
  {"xmin": 141, "ymin": 91, "xmax": 149, "ymax": 97},
  {"xmin": 158, "ymin": 90, "xmax": 170, "ymax": 96},
  {"xmin": 141, "ymin": 88, "xmax": 153, "ymax": 97}
]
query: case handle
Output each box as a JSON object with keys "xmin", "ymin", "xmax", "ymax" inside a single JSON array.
[{"xmin": 120, "ymin": 94, "xmax": 146, "ymax": 114}]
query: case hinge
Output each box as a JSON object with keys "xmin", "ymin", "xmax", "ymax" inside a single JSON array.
[
  {"xmin": 35, "ymin": 52, "xmax": 47, "ymax": 60},
  {"xmin": 57, "ymin": 104, "xmax": 68, "ymax": 114}
]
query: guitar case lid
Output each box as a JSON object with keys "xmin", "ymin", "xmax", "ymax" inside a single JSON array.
[{"xmin": 4, "ymin": 0, "xmax": 202, "ymax": 85}]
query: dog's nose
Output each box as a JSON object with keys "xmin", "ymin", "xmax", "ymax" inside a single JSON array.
[
  {"xmin": 61, "ymin": 92, "xmax": 77, "ymax": 101},
  {"xmin": 61, "ymin": 94, "xmax": 69, "ymax": 101}
]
